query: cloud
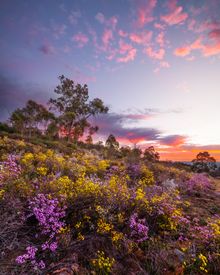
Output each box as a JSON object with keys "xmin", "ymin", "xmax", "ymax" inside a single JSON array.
[
  {"xmin": 145, "ymin": 47, "xmax": 165, "ymax": 60},
  {"xmin": 174, "ymin": 46, "xmax": 191, "ymax": 57},
  {"xmin": 129, "ymin": 30, "xmax": 152, "ymax": 45},
  {"xmin": 95, "ymin": 13, "xmax": 118, "ymax": 29},
  {"xmin": 161, "ymin": 0, "xmax": 188, "ymax": 25},
  {"xmin": 156, "ymin": 32, "xmax": 165, "ymax": 47},
  {"xmin": 159, "ymin": 135, "xmax": 187, "ymax": 146},
  {"xmin": 136, "ymin": 0, "xmax": 157, "ymax": 27},
  {"xmin": 39, "ymin": 43, "xmax": 56, "ymax": 55},
  {"xmin": 174, "ymin": 35, "xmax": 220, "ymax": 58},
  {"xmin": 72, "ymin": 33, "xmax": 89, "ymax": 48},
  {"xmin": 102, "ymin": 29, "xmax": 113, "ymax": 50},
  {"xmin": 118, "ymin": 29, "xmax": 128, "ymax": 37},
  {"xmin": 117, "ymin": 40, "xmax": 137, "ymax": 63},
  {"xmin": 92, "ymin": 112, "xmax": 160, "ymax": 144},
  {"xmin": 0, "ymin": 75, "xmax": 47, "ymax": 121},
  {"xmin": 117, "ymin": 48, "xmax": 137, "ymax": 63}
]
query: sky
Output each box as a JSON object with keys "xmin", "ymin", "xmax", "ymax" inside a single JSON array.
[{"xmin": 0, "ymin": 0, "xmax": 220, "ymax": 161}]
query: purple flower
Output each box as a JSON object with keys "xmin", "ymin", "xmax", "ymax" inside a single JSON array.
[
  {"xmin": 50, "ymin": 242, "xmax": 58, "ymax": 252},
  {"xmin": 129, "ymin": 213, "xmax": 149, "ymax": 242}
]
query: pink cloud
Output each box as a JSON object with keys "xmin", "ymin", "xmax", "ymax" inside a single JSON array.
[
  {"xmin": 118, "ymin": 39, "xmax": 133, "ymax": 54},
  {"xmin": 136, "ymin": 0, "xmax": 157, "ymax": 27},
  {"xmin": 154, "ymin": 23, "xmax": 165, "ymax": 30},
  {"xmin": 145, "ymin": 47, "xmax": 165, "ymax": 60},
  {"xmin": 102, "ymin": 29, "xmax": 113, "ymax": 50},
  {"xmin": 117, "ymin": 48, "xmax": 137, "ymax": 63},
  {"xmin": 95, "ymin": 13, "xmax": 118, "ymax": 29},
  {"xmin": 156, "ymin": 32, "xmax": 165, "ymax": 47},
  {"xmin": 129, "ymin": 31, "xmax": 152, "ymax": 45},
  {"xmin": 161, "ymin": 0, "xmax": 188, "ymax": 25},
  {"xmin": 116, "ymin": 39, "xmax": 137, "ymax": 63},
  {"xmin": 72, "ymin": 33, "xmax": 89, "ymax": 48},
  {"xmin": 202, "ymin": 42, "xmax": 220, "ymax": 56},
  {"xmin": 118, "ymin": 29, "xmax": 128, "ymax": 37}
]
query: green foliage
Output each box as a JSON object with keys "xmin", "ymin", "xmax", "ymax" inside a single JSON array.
[{"xmin": 49, "ymin": 75, "xmax": 108, "ymax": 141}]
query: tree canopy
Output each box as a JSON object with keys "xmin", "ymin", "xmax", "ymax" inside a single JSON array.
[
  {"xmin": 192, "ymin": 151, "xmax": 217, "ymax": 173},
  {"xmin": 49, "ymin": 75, "xmax": 108, "ymax": 141}
]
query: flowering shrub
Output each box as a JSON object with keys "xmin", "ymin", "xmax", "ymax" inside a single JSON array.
[
  {"xmin": 16, "ymin": 194, "xmax": 66, "ymax": 270},
  {"xmin": 0, "ymin": 154, "xmax": 21, "ymax": 183},
  {"xmin": 129, "ymin": 213, "xmax": 149, "ymax": 242},
  {"xmin": 91, "ymin": 250, "xmax": 115, "ymax": 274},
  {"xmin": 0, "ymin": 138, "xmax": 219, "ymax": 274},
  {"xmin": 185, "ymin": 173, "xmax": 212, "ymax": 192}
]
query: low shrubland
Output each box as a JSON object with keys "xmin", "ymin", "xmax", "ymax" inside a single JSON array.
[{"xmin": 0, "ymin": 136, "xmax": 219, "ymax": 274}]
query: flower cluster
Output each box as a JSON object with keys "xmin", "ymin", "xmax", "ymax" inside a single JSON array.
[
  {"xmin": 185, "ymin": 173, "xmax": 211, "ymax": 192},
  {"xmin": 16, "ymin": 246, "xmax": 45, "ymax": 270},
  {"xmin": 91, "ymin": 250, "xmax": 115, "ymax": 274},
  {"xmin": 129, "ymin": 213, "xmax": 149, "ymax": 242},
  {"xmin": 0, "ymin": 154, "xmax": 21, "ymax": 183},
  {"xmin": 16, "ymin": 194, "xmax": 66, "ymax": 270},
  {"xmin": 29, "ymin": 193, "xmax": 66, "ymax": 239}
]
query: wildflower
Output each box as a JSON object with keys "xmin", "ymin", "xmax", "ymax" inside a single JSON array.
[{"xmin": 129, "ymin": 213, "xmax": 149, "ymax": 242}]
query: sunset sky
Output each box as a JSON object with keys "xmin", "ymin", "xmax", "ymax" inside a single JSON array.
[{"xmin": 0, "ymin": 0, "xmax": 220, "ymax": 161}]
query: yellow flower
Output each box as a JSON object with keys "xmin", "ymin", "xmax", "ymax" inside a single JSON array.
[
  {"xmin": 36, "ymin": 167, "xmax": 48, "ymax": 176},
  {"xmin": 77, "ymin": 232, "xmax": 85, "ymax": 241},
  {"xmin": 21, "ymin": 152, "xmax": 34, "ymax": 165},
  {"xmin": 97, "ymin": 219, "xmax": 113, "ymax": 234}
]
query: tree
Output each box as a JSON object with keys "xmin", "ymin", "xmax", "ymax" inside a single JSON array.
[
  {"xmin": 192, "ymin": 151, "xmax": 217, "ymax": 173},
  {"xmin": 143, "ymin": 146, "xmax": 160, "ymax": 162},
  {"xmin": 10, "ymin": 100, "xmax": 54, "ymax": 137},
  {"xmin": 85, "ymin": 126, "xmax": 98, "ymax": 144},
  {"xmin": 120, "ymin": 146, "xmax": 131, "ymax": 158},
  {"xmin": 49, "ymin": 75, "xmax": 108, "ymax": 141},
  {"xmin": 105, "ymin": 134, "xmax": 119, "ymax": 150}
]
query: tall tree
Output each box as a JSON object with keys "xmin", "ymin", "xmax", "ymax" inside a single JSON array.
[{"xmin": 49, "ymin": 75, "xmax": 108, "ymax": 141}]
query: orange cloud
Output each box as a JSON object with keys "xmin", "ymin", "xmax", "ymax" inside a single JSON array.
[
  {"xmin": 174, "ymin": 46, "xmax": 191, "ymax": 56},
  {"xmin": 174, "ymin": 36, "xmax": 220, "ymax": 58}
]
